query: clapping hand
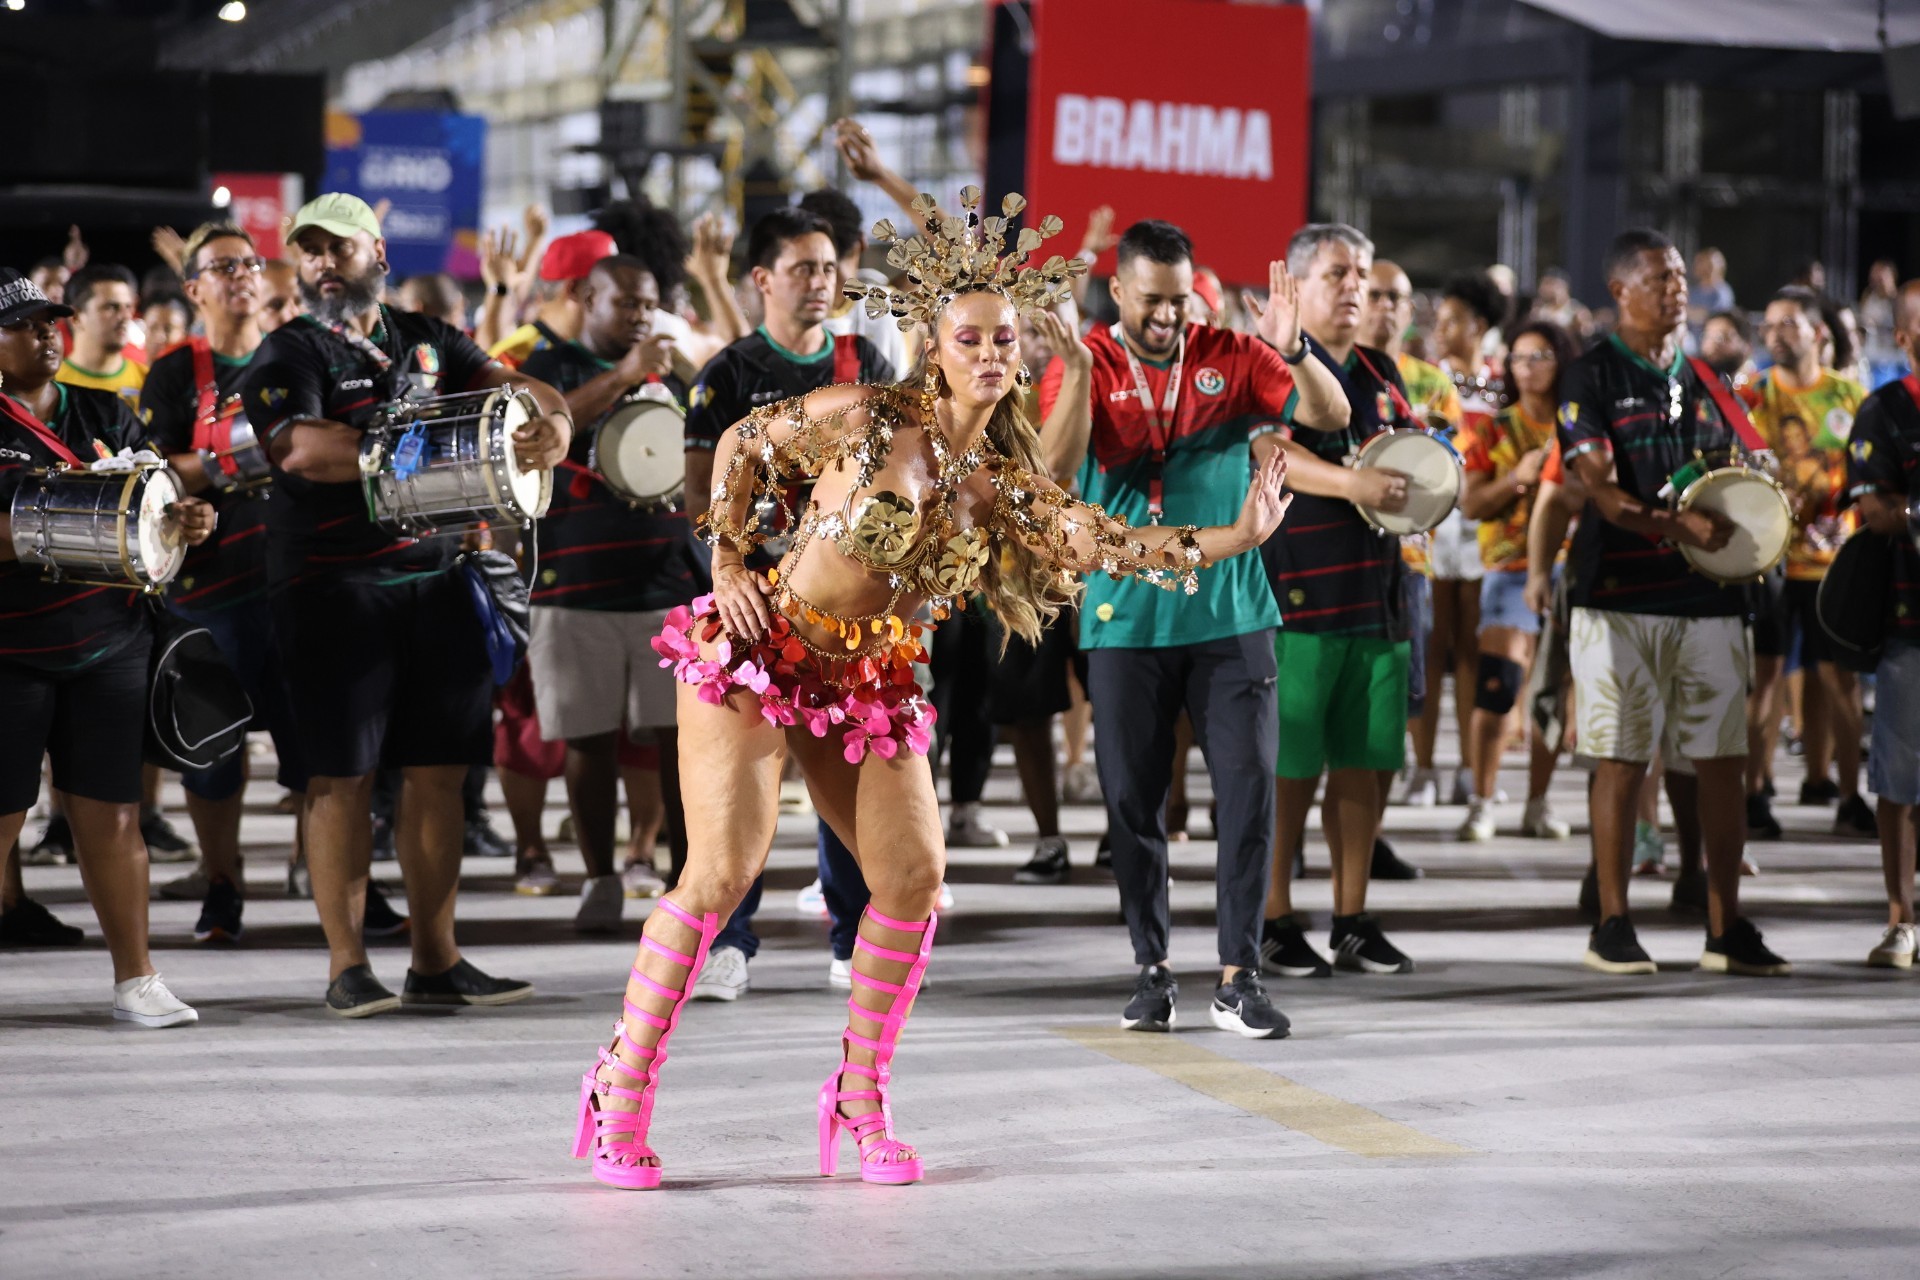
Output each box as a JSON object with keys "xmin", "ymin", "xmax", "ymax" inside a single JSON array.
[
  {"xmin": 1244, "ymin": 262, "xmax": 1303, "ymax": 356},
  {"xmin": 1233, "ymin": 448, "xmax": 1292, "ymax": 549}
]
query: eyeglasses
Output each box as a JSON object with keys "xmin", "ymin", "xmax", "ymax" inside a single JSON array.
[{"xmin": 191, "ymin": 256, "xmax": 266, "ymax": 279}]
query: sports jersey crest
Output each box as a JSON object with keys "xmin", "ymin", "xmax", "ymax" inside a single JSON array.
[{"xmin": 1194, "ymin": 367, "xmax": 1225, "ymax": 396}]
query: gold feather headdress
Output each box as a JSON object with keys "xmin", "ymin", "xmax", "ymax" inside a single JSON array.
[{"xmin": 849, "ymin": 186, "xmax": 1088, "ymax": 331}]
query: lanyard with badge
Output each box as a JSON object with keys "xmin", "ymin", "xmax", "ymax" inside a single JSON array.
[
  {"xmin": 1116, "ymin": 324, "xmax": 1185, "ymax": 524},
  {"xmin": 302, "ymin": 306, "xmax": 431, "ymax": 482}
]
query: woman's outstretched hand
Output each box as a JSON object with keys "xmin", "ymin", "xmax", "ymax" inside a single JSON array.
[
  {"xmin": 1232, "ymin": 448, "xmax": 1291, "ymax": 551},
  {"xmin": 713, "ymin": 560, "xmax": 775, "ymax": 643}
]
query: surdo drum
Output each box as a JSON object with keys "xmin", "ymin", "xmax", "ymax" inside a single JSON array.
[
  {"xmin": 8, "ymin": 463, "xmax": 189, "ymax": 592},
  {"xmin": 359, "ymin": 387, "xmax": 552, "ymax": 537}
]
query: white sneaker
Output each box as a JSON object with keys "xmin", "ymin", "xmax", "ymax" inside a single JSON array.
[
  {"xmin": 574, "ymin": 874, "xmax": 625, "ymax": 933},
  {"xmin": 691, "ymin": 945, "xmax": 749, "ymax": 1001},
  {"xmin": 158, "ymin": 865, "xmax": 210, "ymax": 901},
  {"xmin": 1521, "ymin": 796, "xmax": 1571, "ymax": 839},
  {"xmin": 1457, "ymin": 797, "xmax": 1496, "ymax": 842},
  {"xmin": 946, "ymin": 811, "xmax": 1008, "ymax": 848},
  {"xmin": 828, "ymin": 956, "xmax": 852, "ymax": 989},
  {"xmin": 113, "ymin": 974, "xmax": 198, "ymax": 1028},
  {"xmin": 1868, "ymin": 923, "xmax": 1916, "ymax": 969},
  {"xmin": 621, "ymin": 861, "xmax": 665, "ymax": 899},
  {"xmin": 1061, "ymin": 760, "xmax": 1101, "ymax": 804},
  {"xmin": 938, "ymin": 882, "xmax": 955, "ymax": 911},
  {"xmin": 515, "ymin": 859, "xmax": 559, "ymax": 896},
  {"xmin": 1400, "ymin": 768, "xmax": 1438, "ymax": 807},
  {"xmin": 794, "ymin": 877, "xmax": 828, "ymax": 918}
]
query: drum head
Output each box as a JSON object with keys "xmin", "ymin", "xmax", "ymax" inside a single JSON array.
[
  {"xmin": 136, "ymin": 468, "xmax": 188, "ymax": 585},
  {"xmin": 1358, "ymin": 431, "xmax": 1461, "ymax": 535},
  {"xmin": 497, "ymin": 391, "xmax": 552, "ymax": 518},
  {"xmin": 1679, "ymin": 468, "xmax": 1792, "ymax": 583},
  {"xmin": 599, "ymin": 401, "xmax": 687, "ymax": 503}
]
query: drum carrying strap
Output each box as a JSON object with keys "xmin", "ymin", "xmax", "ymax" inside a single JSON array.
[
  {"xmin": 0, "ymin": 391, "xmax": 84, "ymax": 467},
  {"xmin": 1686, "ymin": 357, "xmax": 1769, "ymax": 455},
  {"xmin": 187, "ymin": 336, "xmax": 220, "ymax": 452}
]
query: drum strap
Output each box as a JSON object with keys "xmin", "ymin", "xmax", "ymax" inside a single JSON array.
[
  {"xmin": 0, "ymin": 391, "xmax": 83, "ymax": 468},
  {"xmin": 1350, "ymin": 347, "xmax": 1416, "ymax": 426},
  {"xmin": 832, "ymin": 333, "xmax": 861, "ymax": 385},
  {"xmin": 1115, "ymin": 324, "xmax": 1186, "ymax": 523},
  {"xmin": 1902, "ymin": 373, "xmax": 1920, "ymax": 413},
  {"xmin": 1686, "ymin": 356, "xmax": 1768, "ymax": 456},
  {"xmin": 188, "ymin": 337, "xmax": 220, "ymax": 451}
]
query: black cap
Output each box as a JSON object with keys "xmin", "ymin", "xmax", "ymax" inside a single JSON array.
[{"xmin": 0, "ymin": 267, "xmax": 75, "ymax": 326}]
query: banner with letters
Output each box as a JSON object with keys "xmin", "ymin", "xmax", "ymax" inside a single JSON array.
[
  {"xmin": 1023, "ymin": 0, "xmax": 1310, "ymax": 284},
  {"xmin": 323, "ymin": 110, "xmax": 486, "ymax": 280}
]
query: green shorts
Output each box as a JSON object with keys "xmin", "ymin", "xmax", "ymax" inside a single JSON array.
[{"xmin": 1273, "ymin": 630, "xmax": 1410, "ymax": 778}]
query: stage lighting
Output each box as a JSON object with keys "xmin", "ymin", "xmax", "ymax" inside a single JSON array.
[{"xmin": 218, "ymin": 1, "xmax": 247, "ymax": 20}]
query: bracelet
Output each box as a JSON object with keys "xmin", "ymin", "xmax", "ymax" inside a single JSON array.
[
  {"xmin": 491, "ymin": 282, "xmax": 509, "ymax": 297},
  {"xmin": 1280, "ymin": 335, "xmax": 1309, "ymax": 366}
]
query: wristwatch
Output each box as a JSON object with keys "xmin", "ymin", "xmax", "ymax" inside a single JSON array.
[
  {"xmin": 491, "ymin": 282, "xmax": 510, "ymax": 298},
  {"xmin": 1280, "ymin": 334, "xmax": 1310, "ymax": 366}
]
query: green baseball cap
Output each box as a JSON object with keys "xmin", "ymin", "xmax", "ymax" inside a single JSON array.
[{"xmin": 285, "ymin": 192, "xmax": 382, "ymax": 245}]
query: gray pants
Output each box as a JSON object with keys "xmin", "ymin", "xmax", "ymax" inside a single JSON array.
[{"xmin": 1087, "ymin": 630, "xmax": 1278, "ymax": 971}]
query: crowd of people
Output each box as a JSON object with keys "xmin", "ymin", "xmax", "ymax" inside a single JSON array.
[{"xmin": 3, "ymin": 115, "xmax": 1918, "ymax": 1184}]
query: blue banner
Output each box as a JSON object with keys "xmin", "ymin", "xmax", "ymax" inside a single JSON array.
[{"xmin": 323, "ymin": 110, "xmax": 486, "ymax": 279}]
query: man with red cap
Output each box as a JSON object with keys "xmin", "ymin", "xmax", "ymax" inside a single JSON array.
[{"xmin": 488, "ymin": 229, "xmax": 619, "ymax": 369}]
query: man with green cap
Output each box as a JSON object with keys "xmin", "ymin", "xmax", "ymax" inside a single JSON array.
[{"xmin": 243, "ymin": 193, "xmax": 574, "ymax": 1016}]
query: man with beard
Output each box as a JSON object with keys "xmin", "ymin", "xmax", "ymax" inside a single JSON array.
[
  {"xmin": 1699, "ymin": 310, "xmax": 1755, "ymax": 386},
  {"xmin": 1039, "ymin": 218, "xmax": 1348, "ymax": 1038},
  {"xmin": 518, "ymin": 254, "xmax": 702, "ymax": 934},
  {"xmin": 243, "ymin": 194, "xmax": 573, "ymax": 1016}
]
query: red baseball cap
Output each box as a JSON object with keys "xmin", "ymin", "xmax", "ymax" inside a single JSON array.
[
  {"xmin": 539, "ymin": 230, "xmax": 618, "ymax": 282},
  {"xmin": 1192, "ymin": 268, "xmax": 1223, "ymax": 316}
]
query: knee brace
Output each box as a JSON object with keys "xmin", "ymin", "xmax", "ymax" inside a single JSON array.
[{"xmin": 1474, "ymin": 653, "xmax": 1525, "ymax": 715}]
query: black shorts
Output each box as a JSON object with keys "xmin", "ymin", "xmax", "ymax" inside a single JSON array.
[
  {"xmin": 1784, "ymin": 577, "xmax": 1835, "ymax": 666},
  {"xmin": 989, "ymin": 608, "xmax": 1081, "ymax": 726},
  {"xmin": 1750, "ymin": 570, "xmax": 1789, "ymax": 659},
  {"xmin": 271, "ymin": 571, "xmax": 493, "ymax": 778},
  {"xmin": 0, "ymin": 637, "xmax": 152, "ymax": 814}
]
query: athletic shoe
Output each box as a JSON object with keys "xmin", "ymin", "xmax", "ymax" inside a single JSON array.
[
  {"xmin": 946, "ymin": 812, "xmax": 1008, "ymax": 848},
  {"xmin": 285, "ymin": 855, "xmax": 311, "ymax": 900},
  {"xmin": 1521, "ymin": 796, "xmax": 1571, "ymax": 839},
  {"xmin": 1061, "ymin": 760, "xmax": 1101, "ymax": 804},
  {"xmin": 1746, "ymin": 793, "xmax": 1783, "ymax": 841},
  {"xmin": 794, "ymin": 877, "xmax": 829, "ymax": 918},
  {"xmin": 1760, "ymin": 777, "xmax": 1776, "ymax": 799},
  {"xmin": 113, "ymin": 973, "xmax": 198, "ymax": 1027},
  {"xmin": 1014, "ymin": 835, "xmax": 1071, "ymax": 885},
  {"xmin": 192, "ymin": 876, "xmax": 244, "ymax": 944},
  {"xmin": 1867, "ymin": 923, "xmax": 1916, "ymax": 970},
  {"xmin": 1741, "ymin": 855, "xmax": 1761, "ymax": 877},
  {"xmin": 0, "ymin": 896, "xmax": 83, "ymax": 946},
  {"xmin": 828, "ymin": 956, "xmax": 852, "ymax": 989},
  {"xmin": 463, "ymin": 816, "xmax": 514, "ymax": 859},
  {"xmin": 1209, "ymin": 970, "xmax": 1291, "ymax": 1039},
  {"xmin": 574, "ymin": 874, "xmax": 625, "ymax": 933},
  {"xmin": 557, "ymin": 814, "xmax": 576, "ymax": 843},
  {"xmin": 515, "ymin": 857, "xmax": 559, "ymax": 896},
  {"xmin": 404, "ymin": 958, "xmax": 534, "ymax": 1006},
  {"xmin": 23, "ymin": 813, "xmax": 74, "ymax": 865},
  {"xmin": 1578, "ymin": 863, "xmax": 1600, "ymax": 920},
  {"xmin": 1834, "ymin": 794, "xmax": 1879, "ymax": 838},
  {"xmin": 938, "ymin": 882, "xmax": 955, "ymax": 911},
  {"xmin": 1457, "ymin": 797, "xmax": 1496, "ymax": 842},
  {"xmin": 139, "ymin": 809, "xmax": 197, "ymax": 863},
  {"xmin": 1632, "ymin": 821, "xmax": 1665, "ymax": 875},
  {"xmin": 1799, "ymin": 777, "xmax": 1839, "ymax": 806},
  {"xmin": 1447, "ymin": 769, "xmax": 1473, "ymax": 806},
  {"xmin": 1370, "ymin": 837, "xmax": 1423, "ymax": 881},
  {"xmin": 371, "ymin": 814, "xmax": 396, "ymax": 862},
  {"xmin": 622, "ymin": 861, "xmax": 665, "ymax": 898},
  {"xmin": 158, "ymin": 864, "xmax": 210, "ymax": 901},
  {"xmin": 1121, "ymin": 964, "xmax": 1177, "ymax": 1032},
  {"xmin": 1400, "ymin": 767, "xmax": 1438, "ymax": 807},
  {"xmin": 1260, "ymin": 917, "xmax": 1332, "ymax": 978},
  {"xmin": 326, "ymin": 964, "xmax": 401, "ymax": 1018},
  {"xmin": 690, "ymin": 945, "xmax": 749, "ymax": 1001},
  {"xmin": 1699, "ymin": 917, "xmax": 1792, "ymax": 977},
  {"xmin": 1582, "ymin": 915, "xmax": 1656, "ymax": 975},
  {"xmin": 1669, "ymin": 869, "xmax": 1708, "ymax": 917},
  {"xmin": 1330, "ymin": 913, "xmax": 1414, "ymax": 974},
  {"xmin": 362, "ymin": 882, "xmax": 410, "ymax": 938}
]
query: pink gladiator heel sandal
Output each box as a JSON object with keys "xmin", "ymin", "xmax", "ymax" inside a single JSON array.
[
  {"xmin": 570, "ymin": 897, "xmax": 718, "ymax": 1189},
  {"xmin": 818, "ymin": 905, "xmax": 937, "ymax": 1186}
]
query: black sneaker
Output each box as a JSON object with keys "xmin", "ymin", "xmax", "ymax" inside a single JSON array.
[
  {"xmin": 0, "ymin": 896, "xmax": 83, "ymax": 946},
  {"xmin": 1578, "ymin": 863, "xmax": 1600, "ymax": 921},
  {"xmin": 23, "ymin": 813, "xmax": 74, "ymax": 865},
  {"xmin": 140, "ymin": 807, "xmax": 198, "ymax": 863},
  {"xmin": 1121, "ymin": 964, "xmax": 1177, "ymax": 1032},
  {"xmin": 1209, "ymin": 969, "xmax": 1291, "ymax": 1039},
  {"xmin": 362, "ymin": 882, "xmax": 410, "ymax": 938},
  {"xmin": 326, "ymin": 964, "xmax": 401, "ymax": 1018},
  {"xmin": 1759, "ymin": 777, "xmax": 1776, "ymax": 799},
  {"xmin": 1260, "ymin": 917, "xmax": 1332, "ymax": 978},
  {"xmin": 402, "ymin": 958, "xmax": 534, "ymax": 1006},
  {"xmin": 1582, "ymin": 915, "xmax": 1656, "ymax": 974},
  {"xmin": 1093, "ymin": 833, "xmax": 1113, "ymax": 871},
  {"xmin": 1700, "ymin": 917, "xmax": 1792, "ymax": 976},
  {"xmin": 1330, "ymin": 913, "xmax": 1414, "ymax": 974},
  {"xmin": 1013, "ymin": 836, "xmax": 1070, "ymax": 885},
  {"xmin": 192, "ymin": 875, "xmax": 244, "ymax": 944},
  {"xmin": 464, "ymin": 816, "xmax": 514, "ymax": 859},
  {"xmin": 371, "ymin": 815, "xmax": 396, "ymax": 862},
  {"xmin": 1799, "ymin": 777, "xmax": 1839, "ymax": 806},
  {"xmin": 1745, "ymin": 793, "xmax": 1782, "ymax": 840},
  {"xmin": 1834, "ymin": 794, "xmax": 1879, "ymax": 838},
  {"xmin": 1370, "ymin": 837, "xmax": 1423, "ymax": 881},
  {"xmin": 1669, "ymin": 869, "xmax": 1708, "ymax": 917}
]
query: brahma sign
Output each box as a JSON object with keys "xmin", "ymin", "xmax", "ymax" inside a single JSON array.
[{"xmin": 1024, "ymin": 0, "xmax": 1310, "ymax": 285}]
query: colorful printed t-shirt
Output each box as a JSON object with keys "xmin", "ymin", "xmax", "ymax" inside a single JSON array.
[
  {"xmin": 1461, "ymin": 403, "xmax": 1555, "ymax": 572},
  {"xmin": 57, "ymin": 355, "xmax": 148, "ymax": 413},
  {"xmin": 1739, "ymin": 366, "xmax": 1866, "ymax": 581}
]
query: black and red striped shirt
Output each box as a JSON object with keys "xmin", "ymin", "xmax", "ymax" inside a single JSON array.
[
  {"xmin": 0, "ymin": 384, "xmax": 150, "ymax": 672},
  {"xmin": 241, "ymin": 306, "xmax": 495, "ymax": 583}
]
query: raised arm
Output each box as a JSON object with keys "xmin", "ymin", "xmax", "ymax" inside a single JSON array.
[
  {"xmin": 1245, "ymin": 265, "xmax": 1350, "ymax": 432},
  {"xmin": 1031, "ymin": 309, "xmax": 1093, "ymax": 484}
]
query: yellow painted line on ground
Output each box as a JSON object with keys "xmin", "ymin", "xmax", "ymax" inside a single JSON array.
[{"xmin": 1052, "ymin": 1025, "xmax": 1473, "ymax": 1158}]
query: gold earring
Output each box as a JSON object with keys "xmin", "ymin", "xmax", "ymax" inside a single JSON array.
[
  {"xmin": 922, "ymin": 366, "xmax": 939, "ymax": 419},
  {"xmin": 1015, "ymin": 363, "xmax": 1032, "ymax": 389}
]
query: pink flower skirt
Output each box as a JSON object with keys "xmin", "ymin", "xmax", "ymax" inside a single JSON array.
[{"xmin": 651, "ymin": 595, "xmax": 936, "ymax": 764}]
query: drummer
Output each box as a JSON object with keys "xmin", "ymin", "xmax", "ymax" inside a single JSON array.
[
  {"xmin": 0, "ymin": 266, "xmax": 217, "ymax": 1022},
  {"xmin": 140, "ymin": 221, "xmax": 313, "ymax": 945},
  {"xmin": 1255, "ymin": 222, "xmax": 1418, "ymax": 981},
  {"xmin": 242, "ymin": 194, "xmax": 572, "ymax": 1017},
  {"xmin": 518, "ymin": 253, "xmax": 706, "ymax": 933},
  {"xmin": 1558, "ymin": 227, "xmax": 1786, "ymax": 978}
]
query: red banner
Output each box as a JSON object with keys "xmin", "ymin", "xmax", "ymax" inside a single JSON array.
[
  {"xmin": 212, "ymin": 172, "xmax": 305, "ymax": 261},
  {"xmin": 1023, "ymin": 0, "xmax": 1310, "ymax": 286}
]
